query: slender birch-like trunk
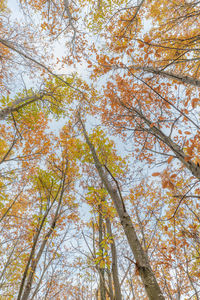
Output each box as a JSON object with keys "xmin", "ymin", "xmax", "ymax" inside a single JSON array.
[
  {"xmin": 79, "ymin": 117, "xmax": 165, "ymax": 300},
  {"xmin": 106, "ymin": 217, "xmax": 122, "ymax": 300},
  {"xmin": 98, "ymin": 207, "xmax": 106, "ymax": 300}
]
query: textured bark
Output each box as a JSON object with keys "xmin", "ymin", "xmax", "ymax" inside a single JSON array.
[
  {"xmin": 20, "ymin": 187, "xmax": 64, "ymax": 300},
  {"xmin": 122, "ymin": 104, "xmax": 200, "ymax": 180},
  {"xmin": 106, "ymin": 218, "xmax": 122, "ymax": 300},
  {"xmin": 17, "ymin": 207, "xmax": 50, "ymax": 300},
  {"xmin": 0, "ymin": 94, "xmax": 44, "ymax": 120},
  {"xmin": 0, "ymin": 38, "xmax": 75, "ymax": 90},
  {"xmin": 130, "ymin": 65, "xmax": 200, "ymax": 88},
  {"xmin": 21, "ymin": 219, "xmax": 57, "ymax": 300},
  {"xmin": 18, "ymin": 163, "xmax": 67, "ymax": 300},
  {"xmin": 99, "ymin": 208, "xmax": 106, "ymax": 300},
  {"xmin": 79, "ymin": 117, "xmax": 165, "ymax": 300},
  {"xmin": 107, "ymin": 268, "xmax": 114, "ymax": 300}
]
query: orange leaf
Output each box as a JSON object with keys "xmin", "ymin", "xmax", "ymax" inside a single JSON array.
[
  {"xmin": 165, "ymin": 102, "xmax": 171, "ymax": 109},
  {"xmin": 191, "ymin": 98, "xmax": 199, "ymax": 109},
  {"xmin": 184, "ymin": 156, "xmax": 191, "ymax": 162},
  {"xmin": 167, "ymin": 156, "xmax": 173, "ymax": 163},
  {"xmin": 143, "ymin": 36, "xmax": 151, "ymax": 43},
  {"xmin": 138, "ymin": 42, "xmax": 144, "ymax": 48},
  {"xmin": 187, "ymin": 147, "xmax": 193, "ymax": 156},
  {"xmin": 170, "ymin": 174, "xmax": 177, "ymax": 179},
  {"xmin": 162, "ymin": 180, "xmax": 168, "ymax": 188},
  {"xmin": 152, "ymin": 172, "xmax": 160, "ymax": 176}
]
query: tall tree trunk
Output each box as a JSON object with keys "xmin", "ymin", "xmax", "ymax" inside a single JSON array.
[
  {"xmin": 79, "ymin": 117, "xmax": 165, "ymax": 300},
  {"xmin": 106, "ymin": 268, "xmax": 114, "ymax": 300},
  {"xmin": 106, "ymin": 217, "xmax": 122, "ymax": 300},
  {"xmin": 98, "ymin": 206, "xmax": 106, "ymax": 300},
  {"xmin": 119, "ymin": 101, "xmax": 200, "ymax": 180},
  {"xmin": 18, "ymin": 163, "xmax": 67, "ymax": 300},
  {"xmin": 17, "ymin": 207, "xmax": 50, "ymax": 300},
  {"xmin": 129, "ymin": 65, "xmax": 200, "ymax": 88}
]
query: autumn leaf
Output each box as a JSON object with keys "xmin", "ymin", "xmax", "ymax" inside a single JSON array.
[
  {"xmin": 167, "ymin": 156, "xmax": 173, "ymax": 163},
  {"xmin": 191, "ymin": 98, "xmax": 199, "ymax": 108},
  {"xmin": 152, "ymin": 172, "xmax": 160, "ymax": 176}
]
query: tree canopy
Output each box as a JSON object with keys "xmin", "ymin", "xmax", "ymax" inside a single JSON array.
[{"xmin": 0, "ymin": 0, "xmax": 200, "ymax": 299}]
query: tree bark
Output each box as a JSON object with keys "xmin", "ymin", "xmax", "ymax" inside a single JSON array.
[
  {"xmin": 18, "ymin": 161, "xmax": 67, "ymax": 300},
  {"xmin": 106, "ymin": 268, "xmax": 114, "ymax": 300},
  {"xmin": 106, "ymin": 217, "xmax": 122, "ymax": 300},
  {"xmin": 130, "ymin": 65, "xmax": 200, "ymax": 88},
  {"xmin": 79, "ymin": 117, "xmax": 165, "ymax": 300},
  {"xmin": 0, "ymin": 94, "xmax": 44, "ymax": 120},
  {"xmin": 121, "ymin": 102, "xmax": 200, "ymax": 180},
  {"xmin": 98, "ymin": 207, "xmax": 106, "ymax": 300}
]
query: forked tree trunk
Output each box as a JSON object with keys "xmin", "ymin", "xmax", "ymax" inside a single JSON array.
[
  {"xmin": 106, "ymin": 217, "xmax": 122, "ymax": 300},
  {"xmin": 79, "ymin": 117, "xmax": 165, "ymax": 300}
]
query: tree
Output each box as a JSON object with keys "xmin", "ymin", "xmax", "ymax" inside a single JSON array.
[
  {"xmin": 1, "ymin": 0, "xmax": 200, "ymax": 298},
  {"xmin": 78, "ymin": 118, "xmax": 164, "ymax": 299}
]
